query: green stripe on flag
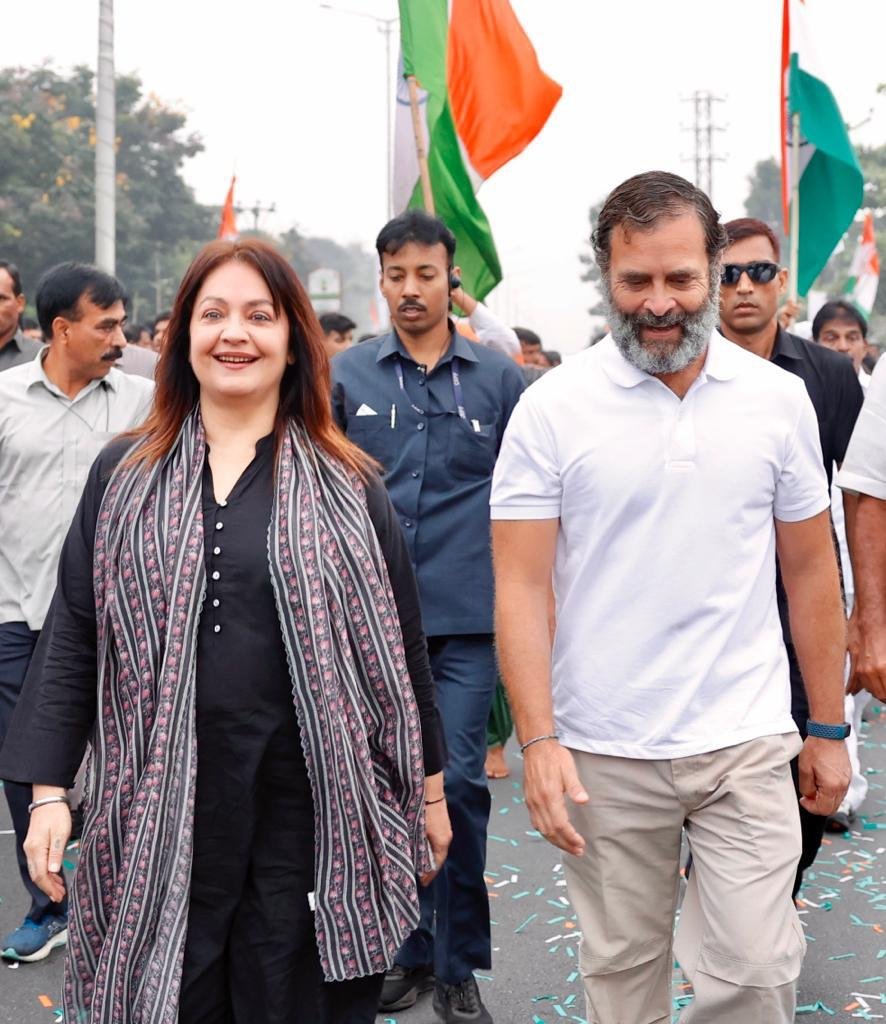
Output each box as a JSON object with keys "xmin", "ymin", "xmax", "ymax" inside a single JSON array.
[
  {"xmin": 789, "ymin": 53, "xmax": 864, "ymax": 296},
  {"xmin": 399, "ymin": 0, "xmax": 502, "ymax": 300}
]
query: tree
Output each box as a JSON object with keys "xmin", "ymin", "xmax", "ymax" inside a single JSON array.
[
  {"xmin": 280, "ymin": 228, "xmax": 380, "ymax": 334},
  {"xmin": 0, "ymin": 64, "xmax": 381, "ymax": 333},
  {"xmin": 742, "ymin": 158, "xmax": 790, "ymax": 264},
  {"xmin": 0, "ymin": 64, "xmax": 213, "ymax": 322},
  {"xmin": 578, "ymin": 199, "xmax": 609, "ymax": 341}
]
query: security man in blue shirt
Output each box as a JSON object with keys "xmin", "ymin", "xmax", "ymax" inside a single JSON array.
[{"xmin": 332, "ymin": 211, "xmax": 524, "ymax": 1024}]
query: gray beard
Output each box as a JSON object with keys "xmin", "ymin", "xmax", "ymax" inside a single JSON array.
[{"xmin": 605, "ymin": 279, "xmax": 720, "ymax": 375}]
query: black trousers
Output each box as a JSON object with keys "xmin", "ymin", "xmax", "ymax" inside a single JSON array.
[
  {"xmin": 788, "ymin": 640, "xmax": 828, "ymax": 899},
  {"xmin": 179, "ymin": 723, "xmax": 383, "ymax": 1024},
  {"xmin": 0, "ymin": 621, "xmax": 67, "ymax": 922},
  {"xmin": 395, "ymin": 634, "xmax": 497, "ymax": 985}
]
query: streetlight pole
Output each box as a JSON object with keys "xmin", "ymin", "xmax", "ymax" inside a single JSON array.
[
  {"xmin": 320, "ymin": 3, "xmax": 398, "ymax": 220},
  {"xmin": 96, "ymin": 0, "xmax": 116, "ymax": 272}
]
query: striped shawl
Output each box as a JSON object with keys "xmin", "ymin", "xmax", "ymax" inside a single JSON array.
[{"xmin": 64, "ymin": 412, "xmax": 431, "ymax": 1023}]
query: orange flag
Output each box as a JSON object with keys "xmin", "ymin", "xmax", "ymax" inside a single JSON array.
[
  {"xmin": 218, "ymin": 176, "xmax": 238, "ymax": 240},
  {"xmin": 446, "ymin": 0, "xmax": 562, "ymax": 180}
]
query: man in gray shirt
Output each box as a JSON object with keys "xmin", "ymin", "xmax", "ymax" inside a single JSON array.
[
  {"xmin": 0, "ymin": 261, "xmax": 43, "ymax": 372},
  {"xmin": 0, "ymin": 262, "xmax": 153, "ymax": 964}
]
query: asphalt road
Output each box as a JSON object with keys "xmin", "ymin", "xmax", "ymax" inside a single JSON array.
[{"xmin": 4, "ymin": 712, "xmax": 886, "ymax": 1023}]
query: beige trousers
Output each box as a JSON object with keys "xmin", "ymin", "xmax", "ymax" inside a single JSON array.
[{"xmin": 564, "ymin": 733, "xmax": 805, "ymax": 1024}]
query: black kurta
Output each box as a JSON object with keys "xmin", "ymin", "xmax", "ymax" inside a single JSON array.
[{"xmin": 0, "ymin": 434, "xmax": 445, "ymax": 1024}]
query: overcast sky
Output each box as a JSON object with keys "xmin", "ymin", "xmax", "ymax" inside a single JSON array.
[{"xmin": 5, "ymin": 1, "xmax": 886, "ymax": 350}]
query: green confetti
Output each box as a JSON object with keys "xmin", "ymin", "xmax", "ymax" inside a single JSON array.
[{"xmin": 514, "ymin": 913, "xmax": 538, "ymax": 933}]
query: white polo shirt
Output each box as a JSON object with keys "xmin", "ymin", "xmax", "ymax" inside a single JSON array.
[
  {"xmin": 490, "ymin": 332, "xmax": 829, "ymax": 759},
  {"xmin": 838, "ymin": 356, "xmax": 886, "ymax": 500}
]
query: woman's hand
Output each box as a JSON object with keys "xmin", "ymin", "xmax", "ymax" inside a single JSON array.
[
  {"xmin": 24, "ymin": 790, "xmax": 71, "ymax": 904},
  {"xmin": 420, "ymin": 798, "xmax": 452, "ymax": 886}
]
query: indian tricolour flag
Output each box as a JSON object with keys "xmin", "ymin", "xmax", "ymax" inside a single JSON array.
[
  {"xmin": 844, "ymin": 210, "xmax": 880, "ymax": 317},
  {"xmin": 394, "ymin": 0, "xmax": 561, "ymax": 300},
  {"xmin": 780, "ymin": 0, "xmax": 863, "ymax": 296}
]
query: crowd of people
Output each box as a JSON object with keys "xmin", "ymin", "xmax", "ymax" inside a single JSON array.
[{"xmin": 0, "ymin": 170, "xmax": 884, "ymax": 1024}]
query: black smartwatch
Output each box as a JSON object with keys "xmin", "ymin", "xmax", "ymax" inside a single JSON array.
[{"xmin": 806, "ymin": 720, "xmax": 851, "ymax": 740}]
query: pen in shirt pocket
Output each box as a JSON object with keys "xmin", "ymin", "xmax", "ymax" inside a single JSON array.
[{"xmin": 390, "ymin": 404, "xmax": 396, "ymax": 429}]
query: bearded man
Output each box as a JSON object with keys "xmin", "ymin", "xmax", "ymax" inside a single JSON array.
[{"xmin": 489, "ymin": 171, "xmax": 850, "ymax": 1024}]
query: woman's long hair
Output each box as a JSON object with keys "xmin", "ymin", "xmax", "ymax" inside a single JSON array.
[{"xmin": 129, "ymin": 239, "xmax": 372, "ymax": 477}]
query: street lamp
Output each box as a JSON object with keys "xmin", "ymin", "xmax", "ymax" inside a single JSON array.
[{"xmin": 320, "ymin": 3, "xmax": 398, "ymax": 220}]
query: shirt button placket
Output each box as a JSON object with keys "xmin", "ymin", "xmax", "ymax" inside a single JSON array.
[{"xmin": 211, "ymin": 500, "xmax": 226, "ymax": 634}]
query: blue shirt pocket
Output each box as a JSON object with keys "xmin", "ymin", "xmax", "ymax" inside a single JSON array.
[
  {"xmin": 445, "ymin": 415, "xmax": 496, "ymax": 480},
  {"xmin": 347, "ymin": 415, "xmax": 401, "ymax": 469}
]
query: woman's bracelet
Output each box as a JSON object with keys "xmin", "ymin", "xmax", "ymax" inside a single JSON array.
[
  {"xmin": 28, "ymin": 794, "xmax": 71, "ymax": 814},
  {"xmin": 519, "ymin": 733, "xmax": 560, "ymax": 754},
  {"xmin": 425, "ymin": 796, "xmax": 446, "ymax": 805}
]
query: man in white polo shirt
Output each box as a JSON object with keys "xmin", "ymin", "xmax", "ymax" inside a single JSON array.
[
  {"xmin": 839, "ymin": 356, "xmax": 886, "ymax": 703},
  {"xmin": 491, "ymin": 171, "xmax": 850, "ymax": 1024}
]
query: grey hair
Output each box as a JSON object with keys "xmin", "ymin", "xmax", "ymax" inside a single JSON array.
[{"xmin": 592, "ymin": 171, "xmax": 728, "ymax": 281}]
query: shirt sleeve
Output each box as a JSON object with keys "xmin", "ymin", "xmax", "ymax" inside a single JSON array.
[
  {"xmin": 495, "ymin": 360, "xmax": 527, "ymax": 450},
  {"xmin": 363, "ymin": 471, "xmax": 446, "ymax": 775},
  {"xmin": 331, "ymin": 374, "xmax": 348, "ymax": 432},
  {"xmin": 774, "ymin": 386, "xmax": 831, "ymax": 523},
  {"xmin": 491, "ymin": 388, "xmax": 562, "ymax": 520},
  {"xmin": 0, "ymin": 445, "xmax": 121, "ymax": 787},
  {"xmin": 838, "ymin": 357, "xmax": 886, "ymax": 499},
  {"xmin": 467, "ymin": 303, "xmax": 520, "ymax": 358}
]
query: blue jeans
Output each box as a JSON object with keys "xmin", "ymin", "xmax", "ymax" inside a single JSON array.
[
  {"xmin": 0, "ymin": 621, "xmax": 68, "ymax": 921},
  {"xmin": 396, "ymin": 634, "xmax": 496, "ymax": 985}
]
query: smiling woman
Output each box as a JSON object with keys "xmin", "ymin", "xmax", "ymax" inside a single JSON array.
[{"xmin": 0, "ymin": 239, "xmax": 450, "ymax": 1024}]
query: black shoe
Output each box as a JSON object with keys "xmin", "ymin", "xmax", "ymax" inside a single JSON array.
[
  {"xmin": 825, "ymin": 808, "xmax": 853, "ymax": 833},
  {"xmin": 433, "ymin": 975, "xmax": 493, "ymax": 1023},
  {"xmin": 378, "ymin": 963, "xmax": 435, "ymax": 1011}
]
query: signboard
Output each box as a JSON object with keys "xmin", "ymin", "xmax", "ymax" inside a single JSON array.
[{"xmin": 308, "ymin": 267, "xmax": 342, "ymax": 314}]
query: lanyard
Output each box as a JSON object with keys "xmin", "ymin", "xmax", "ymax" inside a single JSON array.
[{"xmin": 394, "ymin": 356, "xmax": 468, "ymax": 421}]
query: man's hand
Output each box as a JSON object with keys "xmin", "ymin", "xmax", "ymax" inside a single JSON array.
[
  {"xmin": 522, "ymin": 740, "xmax": 589, "ymax": 856},
  {"xmin": 777, "ymin": 298, "xmax": 801, "ymax": 331},
  {"xmin": 848, "ymin": 609, "xmax": 886, "ymax": 699},
  {"xmin": 24, "ymin": 802, "xmax": 71, "ymax": 903},
  {"xmin": 797, "ymin": 736, "xmax": 851, "ymax": 816},
  {"xmin": 420, "ymin": 799, "xmax": 453, "ymax": 886},
  {"xmin": 449, "ymin": 281, "xmax": 476, "ymax": 317}
]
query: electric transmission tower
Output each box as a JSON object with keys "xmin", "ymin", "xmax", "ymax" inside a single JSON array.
[{"xmin": 680, "ymin": 91, "xmax": 727, "ymax": 201}]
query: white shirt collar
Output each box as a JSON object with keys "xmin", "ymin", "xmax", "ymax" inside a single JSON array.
[
  {"xmin": 26, "ymin": 346, "xmax": 121, "ymax": 397},
  {"xmin": 598, "ymin": 330, "xmax": 742, "ymax": 389}
]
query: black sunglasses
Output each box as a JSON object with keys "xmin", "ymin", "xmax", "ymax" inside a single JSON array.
[{"xmin": 721, "ymin": 261, "xmax": 780, "ymax": 286}]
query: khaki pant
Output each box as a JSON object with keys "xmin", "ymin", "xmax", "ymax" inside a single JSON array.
[{"xmin": 564, "ymin": 733, "xmax": 805, "ymax": 1024}]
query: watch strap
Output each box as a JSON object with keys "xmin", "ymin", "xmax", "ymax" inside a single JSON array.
[{"xmin": 806, "ymin": 720, "xmax": 851, "ymax": 740}]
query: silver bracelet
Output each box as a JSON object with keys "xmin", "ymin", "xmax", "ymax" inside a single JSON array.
[
  {"xmin": 27, "ymin": 795, "xmax": 70, "ymax": 814},
  {"xmin": 519, "ymin": 733, "xmax": 560, "ymax": 753}
]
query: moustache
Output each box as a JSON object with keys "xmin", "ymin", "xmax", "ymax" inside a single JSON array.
[
  {"xmin": 628, "ymin": 310, "xmax": 689, "ymax": 330},
  {"xmin": 101, "ymin": 347, "xmax": 124, "ymax": 362}
]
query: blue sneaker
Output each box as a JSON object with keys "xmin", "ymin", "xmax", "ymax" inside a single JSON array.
[{"xmin": 1, "ymin": 914, "xmax": 68, "ymax": 962}]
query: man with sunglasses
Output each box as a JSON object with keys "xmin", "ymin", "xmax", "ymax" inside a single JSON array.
[{"xmin": 719, "ymin": 217, "xmax": 864, "ymax": 894}]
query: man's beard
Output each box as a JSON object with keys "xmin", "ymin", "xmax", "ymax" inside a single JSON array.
[{"xmin": 605, "ymin": 276, "xmax": 720, "ymax": 375}]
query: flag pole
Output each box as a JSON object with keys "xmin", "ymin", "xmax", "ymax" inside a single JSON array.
[
  {"xmin": 789, "ymin": 110, "xmax": 800, "ymax": 304},
  {"xmin": 406, "ymin": 74, "xmax": 435, "ymax": 214}
]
